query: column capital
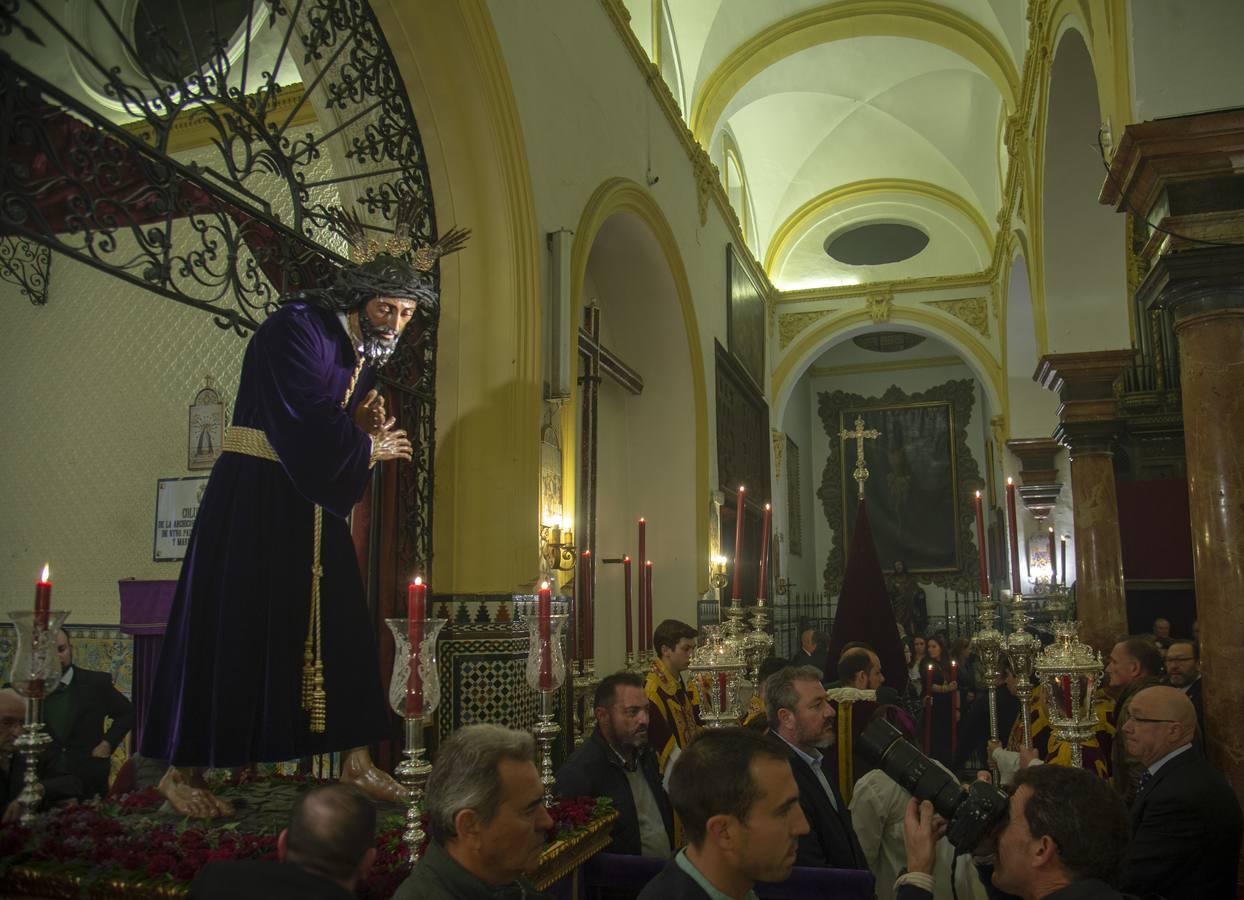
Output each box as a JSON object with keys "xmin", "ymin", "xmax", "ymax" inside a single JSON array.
[
  {"xmin": 1035, "ymin": 351, "xmax": 1133, "ymax": 455},
  {"xmin": 1136, "ymin": 244, "xmax": 1244, "ymax": 321},
  {"xmin": 1005, "ymin": 438, "xmax": 1064, "ymax": 519}
]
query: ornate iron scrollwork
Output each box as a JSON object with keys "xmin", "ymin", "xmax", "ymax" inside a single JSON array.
[
  {"xmin": 0, "ymin": 0, "xmax": 439, "ymax": 577},
  {"xmin": 0, "ymin": 235, "xmax": 50, "ymax": 304}
]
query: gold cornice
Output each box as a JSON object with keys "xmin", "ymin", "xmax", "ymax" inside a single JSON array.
[
  {"xmin": 809, "ymin": 355, "xmax": 967, "ymax": 378},
  {"xmin": 121, "ymin": 82, "xmax": 319, "ymax": 155},
  {"xmin": 775, "ymin": 269, "xmax": 994, "ymax": 305},
  {"xmin": 778, "ymin": 309, "xmax": 837, "ymax": 348},
  {"xmin": 764, "ymin": 178, "xmax": 996, "ymax": 278},
  {"xmin": 689, "ymin": 0, "xmax": 1021, "ymax": 147}
]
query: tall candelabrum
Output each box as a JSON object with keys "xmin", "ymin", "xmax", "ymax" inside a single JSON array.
[
  {"xmin": 971, "ymin": 594, "xmax": 1004, "ymax": 742},
  {"xmin": 517, "ymin": 598, "xmax": 569, "ymax": 806},
  {"xmin": 1003, "ymin": 593, "xmax": 1040, "ymax": 746},
  {"xmin": 385, "ymin": 616, "xmax": 448, "ymax": 859},
  {"xmin": 8, "ymin": 610, "xmax": 70, "ymax": 827},
  {"xmin": 573, "ymin": 658, "xmax": 599, "ymax": 743},
  {"xmin": 1034, "ymin": 619, "xmax": 1102, "ymax": 769},
  {"xmin": 740, "ymin": 602, "xmax": 774, "ymax": 682},
  {"xmin": 687, "ymin": 626, "xmax": 747, "ymax": 728}
]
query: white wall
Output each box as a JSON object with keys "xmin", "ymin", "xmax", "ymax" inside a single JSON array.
[
  {"xmin": 779, "ymin": 373, "xmax": 816, "ymax": 595},
  {"xmin": 0, "ymin": 254, "xmax": 246, "ymax": 623},
  {"xmin": 1129, "ymin": 0, "xmax": 1244, "ymax": 122}
]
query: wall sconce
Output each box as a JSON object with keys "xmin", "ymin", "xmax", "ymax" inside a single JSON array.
[
  {"xmin": 709, "ymin": 555, "xmax": 729, "ymax": 591},
  {"xmin": 540, "ymin": 517, "xmax": 577, "ymax": 572}
]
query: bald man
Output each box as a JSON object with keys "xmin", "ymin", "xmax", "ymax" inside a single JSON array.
[{"xmin": 1119, "ymin": 686, "xmax": 1242, "ymax": 899}]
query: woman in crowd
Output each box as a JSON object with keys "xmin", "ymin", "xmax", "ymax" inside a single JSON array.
[{"xmin": 922, "ymin": 635, "xmax": 957, "ymax": 767}]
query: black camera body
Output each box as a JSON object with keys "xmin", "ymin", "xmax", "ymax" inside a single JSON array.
[{"xmin": 859, "ymin": 718, "xmax": 1009, "ymax": 852}]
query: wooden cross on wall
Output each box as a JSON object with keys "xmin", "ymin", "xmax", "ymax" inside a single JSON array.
[{"xmin": 578, "ymin": 304, "xmax": 643, "ymax": 575}]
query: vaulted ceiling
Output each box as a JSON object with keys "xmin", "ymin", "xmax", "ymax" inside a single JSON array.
[{"xmin": 625, "ymin": 0, "xmax": 1027, "ymax": 291}]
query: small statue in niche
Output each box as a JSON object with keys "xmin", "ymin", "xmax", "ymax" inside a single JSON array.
[
  {"xmin": 187, "ymin": 375, "xmax": 225, "ymax": 471},
  {"xmin": 887, "ymin": 559, "xmax": 927, "ymax": 637}
]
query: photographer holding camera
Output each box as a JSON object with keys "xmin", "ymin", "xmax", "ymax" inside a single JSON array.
[{"xmin": 895, "ymin": 765, "xmax": 1134, "ymax": 900}]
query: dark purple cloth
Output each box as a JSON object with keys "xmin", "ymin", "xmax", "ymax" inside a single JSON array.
[
  {"xmin": 141, "ymin": 303, "xmax": 390, "ymax": 766},
  {"xmin": 118, "ymin": 580, "xmax": 177, "ymax": 636}
]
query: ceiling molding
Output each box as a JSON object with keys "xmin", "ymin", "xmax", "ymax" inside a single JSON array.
[
  {"xmin": 809, "ymin": 354, "xmax": 966, "ymax": 378},
  {"xmin": 924, "ymin": 296, "xmax": 991, "ymax": 337},
  {"xmin": 689, "ymin": 0, "xmax": 1021, "ymax": 147},
  {"xmin": 775, "ymin": 268, "xmax": 994, "ymax": 305},
  {"xmin": 764, "ymin": 178, "xmax": 997, "ymax": 276},
  {"xmin": 778, "ymin": 309, "xmax": 837, "ymax": 348}
]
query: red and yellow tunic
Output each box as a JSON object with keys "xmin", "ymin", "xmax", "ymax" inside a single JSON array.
[
  {"xmin": 1008, "ymin": 685, "xmax": 1115, "ymax": 779},
  {"xmin": 645, "ymin": 658, "xmax": 701, "ymax": 774}
]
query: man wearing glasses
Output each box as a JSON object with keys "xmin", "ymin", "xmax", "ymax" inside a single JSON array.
[{"xmin": 1119, "ymin": 685, "xmax": 1241, "ymax": 899}]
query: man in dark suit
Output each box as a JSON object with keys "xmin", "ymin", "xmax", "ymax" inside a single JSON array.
[
  {"xmin": 790, "ymin": 622, "xmax": 829, "ymax": 674},
  {"xmin": 637, "ymin": 728, "xmax": 809, "ymax": 900},
  {"xmin": 556, "ymin": 671, "xmax": 673, "ymax": 857},
  {"xmin": 44, "ymin": 629, "xmax": 134, "ymax": 799},
  {"xmin": 191, "ymin": 783, "xmax": 376, "ymax": 899},
  {"xmin": 1162, "ymin": 640, "xmax": 1204, "ymax": 740},
  {"xmin": 0, "ymin": 688, "xmax": 26, "ymax": 821},
  {"xmin": 1119, "ymin": 685, "xmax": 1242, "ymax": 899},
  {"xmin": 765, "ymin": 665, "xmax": 868, "ymax": 869}
]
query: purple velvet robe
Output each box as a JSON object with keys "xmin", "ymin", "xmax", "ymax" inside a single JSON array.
[{"xmin": 141, "ymin": 303, "xmax": 390, "ymax": 766}]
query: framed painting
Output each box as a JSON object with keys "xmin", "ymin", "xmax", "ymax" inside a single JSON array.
[
  {"xmin": 817, "ymin": 380, "xmax": 980, "ymax": 592},
  {"xmin": 726, "ymin": 243, "xmax": 765, "ymax": 389}
]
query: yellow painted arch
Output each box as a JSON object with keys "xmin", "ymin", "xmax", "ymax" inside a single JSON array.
[
  {"xmin": 561, "ymin": 178, "xmax": 711, "ymax": 592},
  {"xmin": 690, "ymin": 0, "xmax": 1021, "ymax": 146},
  {"xmin": 764, "ymin": 178, "xmax": 996, "ymax": 276},
  {"xmin": 771, "ymin": 305, "xmax": 1006, "ymax": 428}
]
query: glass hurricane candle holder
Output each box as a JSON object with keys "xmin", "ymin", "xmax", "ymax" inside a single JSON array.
[
  {"xmin": 514, "ymin": 597, "xmax": 569, "ymax": 804},
  {"xmin": 1034, "ymin": 619, "xmax": 1102, "ymax": 769},
  {"xmin": 385, "ymin": 616, "xmax": 447, "ymax": 859},
  {"xmin": 688, "ymin": 626, "xmax": 747, "ymax": 728},
  {"xmin": 9, "ymin": 609, "xmax": 70, "ymax": 826}
]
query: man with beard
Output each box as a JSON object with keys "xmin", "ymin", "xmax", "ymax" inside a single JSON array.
[
  {"xmin": 766, "ymin": 665, "xmax": 867, "ymax": 870},
  {"xmin": 1104, "ymin": 637, "xmax": 1162, "ymax": 802},
  {"xmin": 556, "ymin": 672, "xmax": 673, "ymax": 857},
  {"xmin": 1162, "ymin": 640, "xmax": 1204, "ymax": 740},
  {"xmin": 142, "ymin": 215, "xmax": 465, "ymax": 817}
]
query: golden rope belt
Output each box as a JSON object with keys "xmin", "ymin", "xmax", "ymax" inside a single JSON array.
[{"xmin": 221, "ymin": 352, "xmax": 366, "ymax": 734}]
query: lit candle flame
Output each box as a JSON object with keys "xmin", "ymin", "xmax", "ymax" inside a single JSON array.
[
  {"xmin": 1007, "ymin": 477, "xmax": 1013, "ymax": 485},
  {"xmin": 764, "ymin": 502, "xmax": 771, "ymax": 511},
  {"xmin": 40, "ymin": 563, "xmax": 49, "ymax": 583},
  {"xmin": 413, "ymin": 576, "xmax": 423, "ymax": 586},
  {"xmin": 975, "ymin": 490, "xmax": 980, "ymax": 498},
  {"xmin": 540, "ymin": 580, "xmax": 549, "ymax": 590}
]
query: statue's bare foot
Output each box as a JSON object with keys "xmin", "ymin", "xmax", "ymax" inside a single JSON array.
[
  {"xmin": 341, "ymin": 748, "xmax": 410, "ymax": 804},
  {"xmin": 156, "ymin": 767, "xmax": 234, "ymax": 819}
]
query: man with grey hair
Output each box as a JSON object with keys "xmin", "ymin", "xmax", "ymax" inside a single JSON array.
[
  {"xmin": 766, "ymin": 665, "xmax": 867, "ymax": 870},
  {"xmin": 396, "ymin": 724, "xmax": 555, "ymax": 899}
]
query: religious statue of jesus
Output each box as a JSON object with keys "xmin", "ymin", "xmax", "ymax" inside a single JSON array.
[{"xmin": 141, "ymin": 210, "xmax": 467, "ymax": 817}]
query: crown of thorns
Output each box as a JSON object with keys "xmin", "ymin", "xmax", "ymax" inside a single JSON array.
[{"xmin": 324, "ymin": 198, "xmax": 469, "ymax": 272}]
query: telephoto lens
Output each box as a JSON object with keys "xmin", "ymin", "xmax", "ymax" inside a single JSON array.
[{"xmin": 859, "ymin": 717, "xmax": 1009, "ymax": 852}]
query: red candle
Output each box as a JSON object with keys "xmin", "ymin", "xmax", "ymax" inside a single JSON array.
[
  {"xmin": 581, "ymin": 551, "xmax": 593, "ymax": 661},
  {"xmin": 1061, "ymin": 535, "xmax": 1068, "ymax": 587},
  {"xmin": 950, "ymin": 659, "xmax": 959, "ymax": 758},
  {"xmin": 623, "ymin": 556, "xmax": 634, "ymax": 656},
  {"xmin": 718, "ymin": 672, "xmax": 728, "ymax": 710},
  {"xmin": 731, "ymin": 485, "xmax": 746, "ymax": 600},
  {"xmin": 757, "ymin": 503, "xmax": 772, "ymax": 601},
  {"xmin": 974, "ymin": 492, "xmax": 988, "ymax": 596},
  {"xmin": 35, "ymin": 563, "xmax": 51, "ymax": 630},
  {"xmin": 1059, "ymin": 674, "xmax": 1073, "ymax": 718},
  {"xmin": 645, "ymin": 560, "xmax": 653, "ymax": 650},
  {"xmin": 637, "ymin": 519, "xmax": 646, "ymax": 650},
  {"xmin": 923, "ymin": 663, "xmax": 933, "ymax": 753},
  {"xmin": 1006, "ymin": 477, "xmax": 1021, "ymax": 594},
  {"xmin": 538, "ymin": 581, "xmax": 552, "ymax": 691},
  {"xmin": 1047, "ymin": 527, "xmax": 1057, "ymax": 583},
  {"xmin": 407, "ymin": 577, "xmax": 426, "ymax": 718}
]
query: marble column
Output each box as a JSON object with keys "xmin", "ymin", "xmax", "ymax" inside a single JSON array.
[
  {"xmin": 1103, "ymin": 109, "xmax": 1244, "ymax": 816},
  {"xmin": 1137, "ymin": 249, "xmax": 1244, "ymax": 810},
  {"xmin": 1035, "ymin": 351, "xmax": 1133, "ymax": 653}
]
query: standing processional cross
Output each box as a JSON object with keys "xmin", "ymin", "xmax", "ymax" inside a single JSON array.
[{"xmin": 839, "ymin": 415, "xmax": 881, "ymax": 499}]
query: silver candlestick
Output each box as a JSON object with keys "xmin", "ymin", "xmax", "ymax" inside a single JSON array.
[
  {"xmin": 972, "ymin": 594, "xmax": 1004, "ymax": 742},
  {"xmin": 534, "ymin": 689, "xmax": 561, "ymax": 805},
  {"xmin": 8, "ymin": 609, "xmax": 70, "ymax": 827},
  {"xmin": 395, "ymin": 717, "xmax": 433, "ymax": 854},
  {"xmin": 1003, "ymin": 594, "xmax": 1039, "ymax": 746}
]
